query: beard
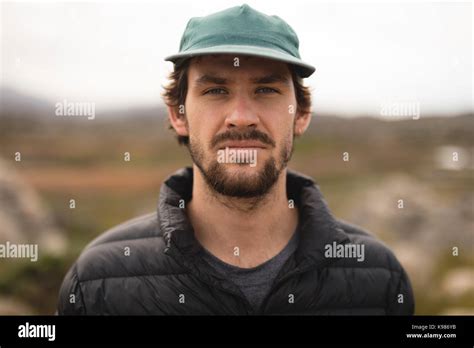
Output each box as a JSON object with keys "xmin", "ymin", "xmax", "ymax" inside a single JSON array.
[{"xmin": 188, "ymin": 129, "xmax": 294, "ymax": 198}]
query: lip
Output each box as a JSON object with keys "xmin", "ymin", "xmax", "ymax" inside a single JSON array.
[{"xmin": 218, "ymin": 141, "xmax": 267, "ymax": 149}]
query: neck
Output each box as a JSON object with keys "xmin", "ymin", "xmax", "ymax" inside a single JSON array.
[{"xmin": 187, "ymin": 165, "xmax": 299, "ymax": 268}]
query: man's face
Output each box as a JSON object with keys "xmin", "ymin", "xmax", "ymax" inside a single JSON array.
[{"xmin": 184, "ymin": 55, "xmax": 298, "ymax": 198}]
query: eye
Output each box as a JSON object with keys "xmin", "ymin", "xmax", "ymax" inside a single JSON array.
[
  {"xmin": 204, "ymin": 88, "xmax": 228, "ymax": 95},
  {"xmin": 256, "ymin": 87, "xmax": 279, "ymax": 94}
]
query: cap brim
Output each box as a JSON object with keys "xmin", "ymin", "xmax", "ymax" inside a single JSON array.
[{"xmin": 164, "ymin": 45, "xmax": 315, "ymax": 78}]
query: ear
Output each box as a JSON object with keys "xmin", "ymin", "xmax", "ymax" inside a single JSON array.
[
  {"xmin": 294, "ymin": 111, "xmax": 311, "ymax": 136},
  {"xmin": 168, "ymin": 105, "xmax": 189, "ymax": 137}
]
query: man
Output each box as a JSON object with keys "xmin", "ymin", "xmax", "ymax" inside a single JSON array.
[{"xmin": 58, "ymin": 4, "xmax": 414, "ymax": 315}]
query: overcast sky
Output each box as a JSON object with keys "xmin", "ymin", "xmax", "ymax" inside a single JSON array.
[{"xmin": 1, "ymin": 0, "xmax": 472, "ymax": 116}]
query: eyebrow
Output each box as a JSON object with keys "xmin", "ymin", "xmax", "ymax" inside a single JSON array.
[
  {"xmin": 251, "ymin": 74, "xmax": 290, "ymax": 85},
  {"xmin": 194, "ymin": 73, "xmax": 290, "ymax": 86},
  {"xmin": 195, "ymin": 74, "xmax": 229, "ymax": 86}
]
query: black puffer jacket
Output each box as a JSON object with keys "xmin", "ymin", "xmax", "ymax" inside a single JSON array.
[{"xmin": 58, "ymin": 167, "xmax": 414, "ymax": 315}]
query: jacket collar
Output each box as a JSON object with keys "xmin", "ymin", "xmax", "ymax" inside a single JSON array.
[{"xmin": 157, "ymin": 167, "xmax": 350, "ymax": 269}]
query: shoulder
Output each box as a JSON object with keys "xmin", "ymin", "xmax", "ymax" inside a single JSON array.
[
  {"xmin": 333, "ymin": 219, "xmax": 415, "ymax": 314},
  {"xmin": 335, "ymin": 219, "xmax": 403, "ymax": 271},
  {"xmin": 86, "ymin": 212, "xmax": 161, "ymax": 248},
  {"xmin": 74, "ymin": 212, "xmax": 169, "ymax": 281},
  {"xmin": 58, "ymin": 212, "xmax": 176, "ymax": 314}
]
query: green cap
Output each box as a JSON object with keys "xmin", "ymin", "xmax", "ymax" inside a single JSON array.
[{"xmin": 165, "ymin": 4, "xmax": 315, "ymax": 78}]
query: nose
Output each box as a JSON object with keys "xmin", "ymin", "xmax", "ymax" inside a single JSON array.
[{"xmin": 224, "ymin": 95, "xmax": 260, "ymax": 129}]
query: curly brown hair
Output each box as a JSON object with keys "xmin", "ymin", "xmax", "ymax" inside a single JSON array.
[{"xmin": 162, "ymin": 58, "xmax": 312, "ymax": 145}]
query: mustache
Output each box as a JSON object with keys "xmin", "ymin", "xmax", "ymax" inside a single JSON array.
[{"xmin": 210, "ymin": 129, "xmax": 276, "ymax": 149}]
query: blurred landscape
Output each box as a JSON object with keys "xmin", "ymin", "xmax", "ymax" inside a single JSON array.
[{"xmin": 0, "ymin": 86, "xmax": 473, "ymax": 315}]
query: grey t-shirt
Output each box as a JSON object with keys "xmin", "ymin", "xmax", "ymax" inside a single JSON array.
[{"xmin": 201, "ymin": 228, "xmax": 299, "ymax": 310}]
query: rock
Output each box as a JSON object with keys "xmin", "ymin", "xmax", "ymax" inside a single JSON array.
[
  {"xmin": 439, "ymin": 307, "xmax": 474, "ymax": 315},
  {"xmin": 441, "ymin": 268, "xmax": 474, "ymax": 298},
  {"xmin": 0, "ymin": 296, "xmax": 36, "ymax": 315},
  {"xmin": 0, "ymin": 157, "xmax": 67, "ymax": 256},
  {"xmin": 347, "ymin": 174, "xmax": 473, "ymax": 256}
]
